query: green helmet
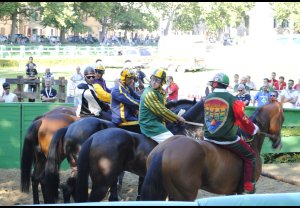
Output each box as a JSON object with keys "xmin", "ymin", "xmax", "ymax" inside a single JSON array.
[
  {"xmin": 209, "ymin": 73, "xmax": 229, "ymax": 86},
  {"xmin": 151, "ymin": 68, "xmax": 166, "ymax": 84}
]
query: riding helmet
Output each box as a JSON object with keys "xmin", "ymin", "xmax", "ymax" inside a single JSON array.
[
  {"xmin": 120, "ymin": 67, "xmax": 135, "ymax": 82},
  {"xmin": 84, "ymin": 66, "xmax": 95, "ymax": 76},
  {"xmin": 209, "ymin": 73, "xmax": 229, "ymax": 87},
  {"xmin": 151, "ymin": 68, "xmax": 167, "ymax": 84}
]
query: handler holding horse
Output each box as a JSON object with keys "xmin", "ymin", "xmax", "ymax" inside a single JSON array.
[{"xmin": 204, "ymin": 72, "xmax": 260, "ymax": 194}]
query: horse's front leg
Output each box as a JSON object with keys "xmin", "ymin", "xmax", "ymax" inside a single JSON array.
[{"xmin": 136, "ymin": 176, "xmax": 144, "ymax": 201}]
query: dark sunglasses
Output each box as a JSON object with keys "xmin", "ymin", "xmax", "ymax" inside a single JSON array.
[
  {"xmin": 238, "ymin": 90, "xmax": 243, "ymax": 92},
  {"xmin": 95, "ymin": 70, "xmax": 104, "ymax": 74},
  {"xmin": 270, "ymin": 94, "xmax": 277, "ymax": 97},
  {"xmin": 4, "ymin": 88, "xmax": 10, "ymax": 90},
  {"xmin": 85, "ymin": 75, "xmax": 95, "ymax": 79}
]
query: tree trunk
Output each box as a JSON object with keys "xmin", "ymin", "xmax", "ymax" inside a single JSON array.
[
  {"xmin": 100, "ymin": 24, "xmax": 107, "ymax": 43},
  {"xmin": 60, "ymin": 29, "xmax": 66, "ymax": 44},
  {"xmin": 10, "ymin": 13, "xmax": 18, "ymax": 42}
]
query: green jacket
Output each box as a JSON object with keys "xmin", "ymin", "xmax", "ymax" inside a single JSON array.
[
  {"xmin": 139, "ymin": 86, "xmax": 178, "ymax": 138},
  {"xmin": 204, "ymin": 89, "xmax": 238, "ymax": 142}
]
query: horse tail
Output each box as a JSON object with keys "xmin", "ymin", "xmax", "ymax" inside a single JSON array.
[
  {"xmin": 20, "ymin": 119, "xmax": 42, "ymax": 193},
  {"xmin": 75, "ymin": 136, "xmax": 93, "ymax": 202},
  {"xmin": 141, "ymin": 151, "xmax": 167, "ymax": 200},
  {"xmin": 44, "ymin": 126, "xmax": 69, "ymax": 203}
]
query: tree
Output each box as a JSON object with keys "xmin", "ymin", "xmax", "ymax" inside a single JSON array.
[
  {"xmin": 0, "ymin": 2, "xmax": 39, "ymax": 41},
  {"xmin": 39, "ymin": 2, "xmax": 88, "ymax": 43}
]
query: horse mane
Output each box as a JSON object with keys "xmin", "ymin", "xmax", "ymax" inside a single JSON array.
[
  {"xmin": 182, "ymin": 97, "xmax": 205, "ymax": 123},
  {"xmin": 166, "ymin": 98, "xmax": 196, "ymax": 109}
]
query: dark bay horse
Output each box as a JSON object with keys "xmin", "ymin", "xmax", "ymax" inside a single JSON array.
[
  {"xmin": 20, "ymin": 107, "xmax": 79, "ymax": 204},
  {"xmin": 141, "ymin": 101, "xmax": 284, "ymax": 201},
  {"xmin": 75, "ymin": 128, "xmax": 158, "ymax": 202},
  {"xmin": 73, "ymin": 99, "xmax": 205, "ymax": 202},
  {"xmin": 43, "ymin": 117, "xmax": 116, "ymax": 203}
]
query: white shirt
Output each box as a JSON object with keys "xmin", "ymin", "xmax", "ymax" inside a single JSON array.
[
  {"xmin": 75, "ymin": 83, "xmax": 102, "ymax": 117},
  {"xmin": 2, "ymin": 92, "xmax": 17, "ymax": 103},
  {"xmin": 280, "ymin": 89, "xmax": 298, "ymax": 108}
]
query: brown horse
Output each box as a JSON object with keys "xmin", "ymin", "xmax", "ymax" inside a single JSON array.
[
  {"xmin": 20, "ymin": 106, "xmax": 79, "ymax": 204},
  {"xmin": 141, "ymin": 101, "xmax": 284, "ymax": 201}
]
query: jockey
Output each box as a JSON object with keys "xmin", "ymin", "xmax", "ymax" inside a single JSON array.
[
  {"xmin": 139, "ymin": 68, "xmax": 185, "ymax": 143},
  {"xmin": 111, "ymin": 67, "xmax": 141, "ymax": 133},
  {"xmin": 93, "ymin": 62, "xmax": 111, "ymax": 103},
  {"xmin": 76, "ymin": 66, "xmax": 111, "ymax": 120},
  {"xmin": 203, "ymin": 72, "xmax": 260, "ymax": 194}
]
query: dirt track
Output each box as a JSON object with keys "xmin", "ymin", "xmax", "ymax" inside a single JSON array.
[{"xmin": 1, "ymin": 167, "xmax": 300, "ymax": 205}]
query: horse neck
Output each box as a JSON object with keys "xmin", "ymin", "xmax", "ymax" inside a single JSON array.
[{"xmin": 183, "ymin": 99, "xmax": 204, "ymax": 123}]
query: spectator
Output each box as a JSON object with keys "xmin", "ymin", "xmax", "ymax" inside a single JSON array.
[
  {"xmin": 269, "ymin": 72, "xmax": 278, "ymax": 89},
  {"xmin": 0, "ymin": 82, "xmax": 18, "ymax": 102},
  {"xmin": 42, "ymin": 68, "xmax": 54, "ymax": 82},
  {"xmin": 93, "ymin": 63, "xmax": 111, "ymax": 104},
  {"xmin": 25, "ymin": 56, "xmax": 37, "ymax": 70},
  {"xmin": 259, "ymin": 78, "xmax": 274, "ymax": 92},
  {"xmin": 229, "ymin": 74, "xmax": 239, "ymax": 91},
  {"xmin": 276, "ymin": 76, "xmax": 286, "ymax": 91},
  {"xmin": 294, "ymin": 78, "xmax": 300, "ymax": 91},
  {"xmin": 25, "ymin": 61, "xmax": 38, "ymax": 102},
  {"xmin": 234, "ymin": 76, "xmax": 250, "ymax": 93},
  {"xmin": 253, "ymin": 83, "xmax": 270, "ymax": 107},
  {"xmin": 166, "ymin": 75, "xmax": 179, "ymax": 101},
  {"xmin": 111, "ymin": 67, "xmax": 141, "ymax": 133},
  {"xmin": 68, "ymin": 66, "xmax": 84, "ymax": 105},
  {"xmin": 279, "ymin": 79, "xmax": 298, "ymax": 108},
  {"xmin": 40, "ymin": 79, "xmax": 57, "ymax": 103},
  {"xmin": 236, "ymin": 84, "xmax": 251, "ymax": 106},
  {"xmin": 270, "ymin": 91, "xmax": 279, "ymax": 103},
  {"xmin": 245, "ymin": 75, "xmax": 256, "ymax": 90}
]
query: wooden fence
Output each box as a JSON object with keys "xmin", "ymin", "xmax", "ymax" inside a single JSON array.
[{"xmin": 5, "ymin": 76, "xmax": 68, "ymax": 102}]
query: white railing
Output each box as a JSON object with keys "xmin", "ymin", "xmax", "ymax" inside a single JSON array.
[{"xmin": 0, "ymin": 45, "xmax": 158, "ymax": 59}]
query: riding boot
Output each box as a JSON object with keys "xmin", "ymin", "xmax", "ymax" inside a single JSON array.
[{"xmin": 242, "ymin": 181, "xmax": 256, "ymax": 194}]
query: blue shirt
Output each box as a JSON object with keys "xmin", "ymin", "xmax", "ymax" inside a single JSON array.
[{"xmin": 253, "ymin": 91, "xmax": 270, "ymax": 107}]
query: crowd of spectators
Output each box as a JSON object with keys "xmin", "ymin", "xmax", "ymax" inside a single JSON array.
[{"xmin": 230, "ymin": 72, "xmax": 300, "ymax": 109}]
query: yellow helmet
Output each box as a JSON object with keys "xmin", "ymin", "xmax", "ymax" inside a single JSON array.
[
  {"xmin": 151, "ymin": 68, "xmax": 166, "ymax": 84},
  {"xmin": 95, "ymin": 63, "xmax": 105, "ymax": 74},
  {"xmin": 120, "ymin": 67, "xmax": 136, "ymax": 82}
]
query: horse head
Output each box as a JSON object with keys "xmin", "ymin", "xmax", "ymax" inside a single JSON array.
[{"xmin": 252, "ymin": 101, "xmax": 284, "ymax": 150}]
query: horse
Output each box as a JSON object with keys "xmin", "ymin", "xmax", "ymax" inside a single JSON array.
[
  {"xmin": 140, "ymin": 101, "xmax": 285, "ymax": 201},
  {"xmin": 73, "ymin": 99, "xmax": 206, "ymax": 202},
  {"xmin": 20, "ymin": 107, "xmax": 79, "ymax": 204},
  {"xmin": 43, "ymin": 117, "xmax": 116, "ymax": 203},
  {"xmin": 75, "ymin": 128, "xmax": 158, "ymax": 202}
]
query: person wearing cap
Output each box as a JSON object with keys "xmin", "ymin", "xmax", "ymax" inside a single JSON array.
[
  {"xmin": 25, "ymin": 57, "xmax": 38, "ymax": 102},
  {"xmin": 75, "ymin": 66, "xmax": 111, "ymax": 120},
  {"xmin": 93, "ymin": 63, "xmax": 111, "ymax": 104},
  {"xmin": 111, "ymin": 67, "xmax": 141, "ymax": 133},
  {"xmin": 139, "ymin": 68, "xmax": 185, "ymax": 144},
  {"xmin": 0, "ymin": 82, "xmax": 18, "ymax": 103},
  {"xmin": 204, "ymin": 72, "xmax": 260, "ymax": 194},
  {"xmin": 236, "ymin": 84, "xmax": 251, "ymax": 106}
]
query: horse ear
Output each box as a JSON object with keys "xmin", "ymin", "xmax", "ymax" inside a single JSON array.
[
  {"xmin": 205, "ymin": 86, "xmax": 210, "ymax": 97},
  {"xmin": 193, "ymin": 97, "xmax": 196, "ymax": 104}
]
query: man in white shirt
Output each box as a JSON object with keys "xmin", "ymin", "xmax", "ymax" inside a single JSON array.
[
  {"xmin": 0, "ymin": 82, "xmax": 18, "ymax": 103},
  {"xmin": 280, "ymin": 79, "xmax": 298, "ymax": 108}
]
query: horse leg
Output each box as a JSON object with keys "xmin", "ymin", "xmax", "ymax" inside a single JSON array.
[
  {"xmin": 31, "ymin": 175, "xmax": 40, "ymax": 204},
  {"xmin": 108, "ymin": 179, "xmax": 119, "ymax": 201},
  {"xmin": 61, "ymin": 177, "xmax": 76, "ymax": 203},
  {"xmin": 136, "ymin": 176, "xmax": 144, "ymax": 201},
  {"xmin": 117, "ymin": 171, "xmax": 125, "ymax": 191},
  {"xmin": 89, "ymin": 183, "xmax": 111, "ymax": 202}
]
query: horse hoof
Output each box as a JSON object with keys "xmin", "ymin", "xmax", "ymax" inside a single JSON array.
[
  {"xmin": 136, "ymin": 195, "xmax": 141, "ymax": 201},
  {"xmin": 108, "ymin": 195, "xmax": 119, "ymax": 201}
]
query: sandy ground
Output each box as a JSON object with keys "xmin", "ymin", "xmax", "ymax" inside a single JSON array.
[{"xmin": 1, "ymin": 166, "xmax": 300, "ymax": 206}]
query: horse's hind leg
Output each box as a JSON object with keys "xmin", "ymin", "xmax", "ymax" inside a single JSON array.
[
  {"xmin": 108, "ymin": 179, "xmax": 119, "ymax": 201},
  {"xmin": 89, "ymin": 183, "xmax": 110, "ymax": 202},
  {"xmin": 136, "ymin": 176, "xmax": 144, "ymax": 201},
  {"xmin": 31, "ymin": 175, "xmax": 40, "ymax": 204}
]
